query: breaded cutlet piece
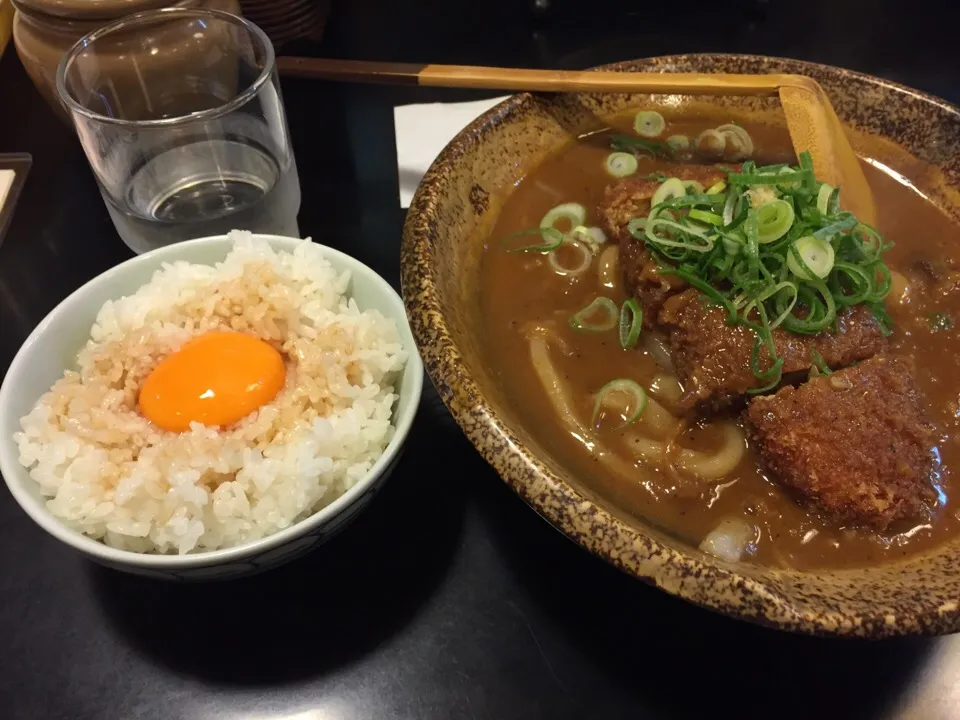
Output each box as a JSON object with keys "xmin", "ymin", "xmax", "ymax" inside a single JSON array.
[
  {"xmin": 745, "ymin": 355, "xmax": 939, "ymax": 530},
  {"xmin": 598, "ymin": 165, "xmax": 731, "ymax": 322},
  {"xmin": 598, "ymin": 164, "xmax": 732, "ymax": 243},
  {"xmin": 659, "ymin": 290, "xmax": 888, "ymax": 414}
]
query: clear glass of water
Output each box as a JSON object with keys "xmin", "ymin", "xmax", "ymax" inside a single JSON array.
[{"xmin": 56, "ymin": 8, "xmax": 300, "ymax": 254}]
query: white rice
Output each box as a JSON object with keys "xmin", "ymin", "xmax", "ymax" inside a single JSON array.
[{"xmin": 13, "ymin": 232, "xmax": 407, "ymax": 554}]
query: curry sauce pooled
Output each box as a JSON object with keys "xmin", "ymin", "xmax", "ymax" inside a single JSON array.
[{"xmin": 480, "ymin": 113, "xmax": 960, "ymax": 570}]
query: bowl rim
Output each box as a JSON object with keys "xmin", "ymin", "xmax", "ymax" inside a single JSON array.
[
  {"xmin": 401, "ymin": 52, "xmax": 960, "ymax": 637},
  {"xmin": 0, "ymin": 233, "xmax": 424, "ymax": 568}
]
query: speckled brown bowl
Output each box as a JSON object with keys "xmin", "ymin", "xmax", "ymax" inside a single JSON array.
[{"xmin": 401, "ymin": 54, "xmax": 960, "ymax": 637}]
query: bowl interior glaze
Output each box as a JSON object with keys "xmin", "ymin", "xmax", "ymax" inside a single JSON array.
[{"xmin": 401, "ymin": 54, "xmax": 960, "ymax": 636}]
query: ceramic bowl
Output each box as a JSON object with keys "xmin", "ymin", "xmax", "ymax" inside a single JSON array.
[
  {"xmin": 0, "ymin": 234, "xmax": 423, "ymax": 581},
  {"xmin": 401, "ymin": 54, "xmax": 960, "ymax": 637}
]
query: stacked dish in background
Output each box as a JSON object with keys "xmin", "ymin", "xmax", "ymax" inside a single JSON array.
[{"xmin": 238, "ymin": 0, "xmax": 329, "ymax": 48}]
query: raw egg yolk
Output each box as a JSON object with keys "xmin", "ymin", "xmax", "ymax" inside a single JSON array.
[{"xmin": 139, "ymin": 331, "xmax": 285, "ymax": 433}]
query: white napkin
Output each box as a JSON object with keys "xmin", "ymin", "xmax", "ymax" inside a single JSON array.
[
  {"xmin": 394, "ymin": 96, "xmax": 509, "ymax": 208},
  {"xmin": 0, "ymin": 169, "xmax": 13, "ymax": 210}
]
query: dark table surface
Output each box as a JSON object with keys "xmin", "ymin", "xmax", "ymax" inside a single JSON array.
[{"xmin": 3, "ymin": 1, "xmax": 960, "ymax": 718}]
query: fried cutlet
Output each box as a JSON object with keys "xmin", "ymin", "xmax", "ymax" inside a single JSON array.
[
  {"xmin": 660, "ymin": 290, "xmax": 888, "ymax": 413},
  {"xmin": 598, "ymin": 165, "xmax": 730, "ymax": 322},
  {"xmin": 745, "ymin": 355, "xmax": 940, "ymax": 530}
]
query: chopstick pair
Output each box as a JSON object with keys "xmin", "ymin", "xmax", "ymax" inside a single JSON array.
[{"xmin": 276, "ymin": 57, "xmax": 875, "ymax": 225}]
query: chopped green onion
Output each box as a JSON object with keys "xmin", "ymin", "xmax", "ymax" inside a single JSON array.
[
  {"xmin": 856, "ymin": 223, "xmax": 885, "ymax": 255},
  {"xmin": 755, "ymin": 199, "xmax": 796, "ymax": 244},
  {"xmin": 816, "ymin": 183, "xmax": 835, "ymax": 214},
  {"xmin": 829, "ymin": 262, "xmax": 872, "ymax": 306},
  {"xmin": 622, "ymin": 146, "xmax": 894, "ymax": 393},
  {"xmin": 540, "ymin": 202, "xmax": 587, "ymax": 232},
  {"xmin": 636, "ymin": 215, "xmax": 714, "ymax": 253},
  {"xmin": 618, "ymin": 299, "xmax": 643, "ymax": 349},
  {"xmin": 634, "ymin": 111, "xmax": 666, "ymax": 138},
  {"xmin": 721, "ymin": 233, "xmax": 743, "ymax": 256},
  {"xmin": 689, "ymin": 209, "xmax": 724, "ymax": 226},
  {"xmin": 722, "ymin": 191, "xmax": 740, "ymax": 226},
  {"xmin": 870, "ymin": 302, "xmax": 894, "ymax": 337},
  {"xmin": 549, "ymin": 237, "xmax": 594, "ymax": 277},
  {"xmin": 729, "ymin": 169, "xmax": 812, "ymax": 186},
  {"xmin": 501, "ymin": 227, "xmax": 564, "ymax": 253},
  {"xmin": 667, "ymin": 135, "xmax": 690, "ymax": 150},
  {"xmin": 571, "ymin": 225, "xmax": 607, "ymax": 248},
  {"xmin": 605, "ymin": 152, "xmax": 639, "ymax": 178},
  {"xmin": 591, "ymin": 379, "xmax": 648, "ymax": 427},
  {"xmin": 570, "ymin": 296, "xmax": 618, "ymax": 332},
  {"xmin": 651, "ymin": 178, "xmax": 687, "ymax": 207},
  {"xmin": 765, "ymin": 282, "xmax": 799, "ymax": 329},
  {"xmin": 716, "ymin": 123, "xmax": 754, "ymax": 159},
  {"xmin": 788, "ymin": 236, "xmax": 835, "ymax": 280},
  {"xmin": 695, "ymin": 129, "xmax": 726, "ymax": 156},
  {"xmin": 745, "ymin": 185, "xmax": 780, "ymax": 208},
  {"xmin": 610, "ymin": 135, "xmax": 673, "ymax": 158},
  {"xmin": 813, "ymin": 213, "xmax": 857, "ymax": 241},
  {"xmin": 810, "ymin": 350, "xmax": 833, "ymax": 375},
  {"xmin": 683, "ymin": 180, "xmax": 705, "ymax": 194}
]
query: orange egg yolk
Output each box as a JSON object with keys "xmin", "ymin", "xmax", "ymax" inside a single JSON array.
[{"xmin": 139, "ymin": 331, "xmax": 286, "ymax": 433}]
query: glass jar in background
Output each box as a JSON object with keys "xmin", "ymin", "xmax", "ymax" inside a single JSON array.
[
  {"xmin": 56, "ymin": 8, "xmax": 301, "ymax": 254},
  {"xmin": 12, "ymin": 0, "xmax": 241, "ymax": 120}
]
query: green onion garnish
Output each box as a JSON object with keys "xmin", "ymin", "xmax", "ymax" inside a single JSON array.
[
  {"xmin": 810, "ymin": 350, "xmax": 833, "ymax": 375},
  {"xmin": 787, "ymin": 236, "xmax": 835, "ymax": 280},
  {"xmin": 651, "ymin": 178, "xmax": 687, "ymax": 208},
  {"xmin": 628, "ymin": 151, "xmax": 893, "ymax": 392},
  {"xmin": 816, "ymin": 183, "xmax": 836, "ymax": 214},
  {"xmin": 610, "ymin": 134, "xmax": 674, "ymax": 159},
  {"xmin": 549, "ymin": 237, "xmax": 594, "ymax": 277},
  {"xmin": 501, "ymin": 227, "xmax": 564, "ymax": 253},
  {"xmin": 689, "ymin": 209, "xmax": 724, "ymax": 226},
  {"xmin": 591, "ymin": 379, "xmax": 648, "ymax": 428},
  {"xmin": 634, "ymin": 110, "xmax": 666, "ymax": 138},
  {"xmin": 570, "ymin": 296, "xmax": 618, "ymax": 332},
  {"xmin": 729, "ymin": 169, "xmax": 813, "ymax": 186},
  {"xmin": 755, "ymin": 200, "xmax": 796, "ymax": 244},
  {"xmin": 605, "ymin": 152, "xmax": 639, "ymax": 178},
  {"xmin": 715, "ymin": 124, "xmax": 754, "ymax": 159},
  {"xmin": 540, "ymin": 202, "xmax": 587, "ymax": 232},
  {"xmin": 619, "ymin": 299, "xmax": 643, "ymax": 349}
]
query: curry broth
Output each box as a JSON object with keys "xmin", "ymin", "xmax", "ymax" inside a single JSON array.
[{"xmin": 479, "ymin": 118, "xmax": 960, "ymax": 570}]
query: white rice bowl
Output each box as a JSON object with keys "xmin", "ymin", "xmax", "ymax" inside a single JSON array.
[{"xmin": 13, "ymin": 232, "xmax": 407, "ymax": 555}]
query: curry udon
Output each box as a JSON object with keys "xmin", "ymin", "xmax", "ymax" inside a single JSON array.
[{"xmin": 480, "ymin": 113, "xmax": 960, "ymax": 570}]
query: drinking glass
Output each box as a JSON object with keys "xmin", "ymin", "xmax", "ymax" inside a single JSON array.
[{"xmin": 56, "ymin": 8, "xmax": 300, "ymax": 254}]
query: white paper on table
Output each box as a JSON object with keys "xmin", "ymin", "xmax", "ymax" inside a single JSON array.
[
  {"xmin": 393, "ymin": 96, "xmax": 509, "ymax": 208},
  {"xmin": 0, "ymin": 169, "xmax": 13, "ymax": 211}
]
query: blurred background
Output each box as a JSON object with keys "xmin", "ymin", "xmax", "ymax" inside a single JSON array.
[
  {"xmin": 289, "ymin": 0, "xmax": 958, "ymax": 100},
  {"xmin": 6, "ymin": 0, "xmax": 959, "ymax": 115}
]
